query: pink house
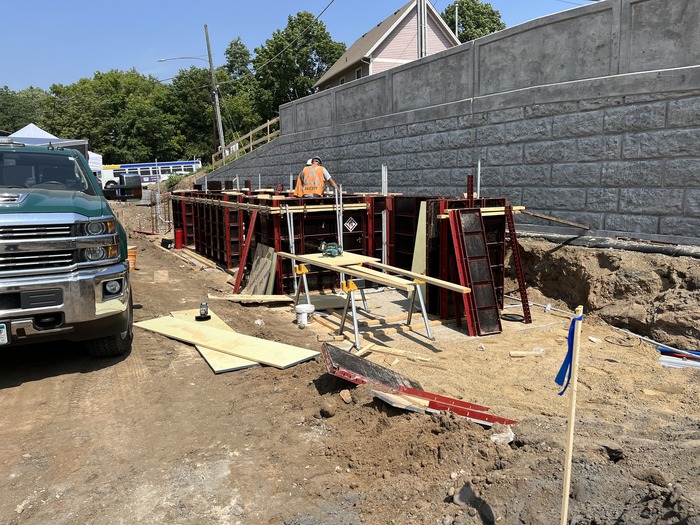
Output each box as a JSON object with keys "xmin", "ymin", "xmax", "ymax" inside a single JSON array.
[{"xmin": 315, "ymin": 0, "xmax": 460, "ymax": 90}]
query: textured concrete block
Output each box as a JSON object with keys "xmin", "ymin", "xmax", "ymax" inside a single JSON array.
[
  {"xmin": 685, "ymin": 190, "xmax": 700, "ymax": 217},
  {"xmin": 505, "ymin": 118, "xmax": 552, "ymax": 142},
  {"xmin": 604, "ymin": 103, "xmax": 666, "ymax": 133},
  {"xmin": 406, "ymin": 151, "xmax": 442, "ymax": 170},
  {"xmin": 552, "ymin": 112, "xmax": 605, "ymax": 138},
  {"xmin": 601, "ymin": 160, "xmax": 663, "ymax": 187},
  {"xmin": 476, "ymin": 124, "xmax": 505, "ymax": 146},
  {"xmin": 578, "ymin": 136, "xmax": 622, "ymax": 161},
  {"xmin": 665, "ymin": 159, "xmax": 700, "ymax": 185},
  {"xmin": 619, "ymin": 189, "xmax": 684, "ymax": 213},
  {"xmin": 659, "ymin": 216, "xmax": 700, "ymax": 237},
  {"xmin": 488, "ymin": 144, "xmax": 523, "ymax": 165},
  {"xmin": 605, "ymin": 214, "xmax": 659, "ymax": 233},
  {"xmin": 382, "ymin": 137, "xmax": 421, "ymax": 155},
  {"xmin": 623, "ymin": 130, "xmax": 700, "ymax": 158},
  {"xmin": 524, "ymin": 140, "xmax": 577, "ymax": 164},
  {"xmin": 587, "ymin": 188, "xmax": 619, "ymax": 212},
  {"xmin": 667, "ymin": 97, "xmax": 700, "ymax": 127},
  {"xmin": 501, "ymin": 164, "xmax": 550, "ymax": 186},
  {"xmin": 552, "ymin": 163, "xmax": 601, "ymax": 187}
]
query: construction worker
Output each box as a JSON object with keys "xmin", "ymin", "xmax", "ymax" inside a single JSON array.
[{"xmin": 293, "ymin": 156, "xmax": 338, "ymax": 197}]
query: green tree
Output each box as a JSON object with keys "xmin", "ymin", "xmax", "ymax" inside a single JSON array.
[
  {"xmin": 169, "ymin": 65, "xmax": 218, "ymax": 161},
  {"xmin": 0, "ymin": 86, "xmax": 50, "ymax": 135},
  {"xmin": 252, "ymin": 11, "xmax": 345, "ymax": 121},
  {"xmin": 44, "ymin": 70, "xmax": 184, "ymax": 164},
  {"xmin": 441, "ymin": 0, "xmax": 505, "ymax": 43},
  {"xmin": 224, "ymin": 37, "xmax": 252, "ymax": 79}
]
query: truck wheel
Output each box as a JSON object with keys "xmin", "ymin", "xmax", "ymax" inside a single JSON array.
[
  {"xmin": 104, "ymin": 181, "xmax": 118, "ymax": 189},
  {"xmin": 85, "ymin": 297, "xmax": 134, "ymax": 358}
]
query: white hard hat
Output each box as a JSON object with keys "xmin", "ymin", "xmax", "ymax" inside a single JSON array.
[{"xmin": 306, "ymin": 158, "xmax": 312, "ymax": 166}]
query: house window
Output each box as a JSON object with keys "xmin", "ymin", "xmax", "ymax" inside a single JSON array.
[
  {"xmin": 339, "ymin": 77, "xmax": 346, "ymax": 85},
  {"xmin": 356, "ymin": 68, "xmax": 362, "ymax": 80}
]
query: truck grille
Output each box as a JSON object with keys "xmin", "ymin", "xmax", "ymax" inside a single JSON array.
[
  {"xmin": 0, "ymin": 251, "xmax": 74, "ymax": 271},
  {"xmin": 0, "ymin": 224, "xmax": 73, "ymax": 240}
]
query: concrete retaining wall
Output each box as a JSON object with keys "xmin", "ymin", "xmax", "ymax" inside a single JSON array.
[{"xmin": 206, "ymin": 0, "xmax": 700, "ymax": 244}]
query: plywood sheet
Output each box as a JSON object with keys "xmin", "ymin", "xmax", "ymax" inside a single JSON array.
[
  {"xmin": 169, "ymin": 309, "xmax": 259, "ymax": 373},
  {"xmin": 135, "ymin": 316, "xmax": 319, "ymax": 369}
]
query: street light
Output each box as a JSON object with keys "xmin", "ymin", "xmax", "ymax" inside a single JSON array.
[{"xmin": 158, "ymin": 24, "xmax": 226, "ymax": 155}]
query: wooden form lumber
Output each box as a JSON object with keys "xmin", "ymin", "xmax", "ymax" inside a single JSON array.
[
  {"xmin": 358, "ymin": 261, "xmax": 471, "ymax": 294},
  {"xmin": 436, "ymin": 205, "xmax": 525, "ymax": 219},
  {"xmin": 277, "ymin": 251, "xmax": 414, "ymax": 291},
  {"xmin": 522, "ymin": 210, "xmax": 590, "ymax": 229},
  {"xmin": 277, "ymin": 251, "xmax": 470, "ymax": 295},
  {"xmin": 170, "ymin": 194, "xmax": 368, "ymax": 216}
]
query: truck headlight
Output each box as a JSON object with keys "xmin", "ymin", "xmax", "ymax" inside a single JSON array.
[
  {"xmin": 84, "ymin": 245, "xmax": 118, "ymax": 261},
  {"xmin": 85, "ymin": 220, "xmax": 116, "ymax": 235}
]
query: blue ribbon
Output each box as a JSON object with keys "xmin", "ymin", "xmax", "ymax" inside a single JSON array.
[{"xmin": 555, "ymin": 315, "xmax": 583, "ymax": 396}]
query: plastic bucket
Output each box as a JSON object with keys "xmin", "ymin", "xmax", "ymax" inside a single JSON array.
[
  {"xmin": 295, "ymin": 303, "xmax": 315, "ymax": 328},
  {"xmin": 127, "ymin": 246, "xmax": 137, "ymax": 271}
]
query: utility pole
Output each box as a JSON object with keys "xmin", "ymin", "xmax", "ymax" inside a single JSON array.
[{"xmin": 205, "ymin": 24, "xmax": 226, "ymax": 155}]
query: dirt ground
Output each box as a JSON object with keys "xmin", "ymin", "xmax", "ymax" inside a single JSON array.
[{"xmin": 1, "ymin": 200, "xmax": 698, "ymax": 525}]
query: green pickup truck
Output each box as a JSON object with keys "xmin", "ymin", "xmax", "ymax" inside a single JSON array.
[{"xmin": 0, "ymin": 138, "xmax": 133, "ymax": 357}]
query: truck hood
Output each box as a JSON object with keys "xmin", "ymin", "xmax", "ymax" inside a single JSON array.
[{"xmin": 0, "ymin": 189, "xmax": 112, "ymax": 218}]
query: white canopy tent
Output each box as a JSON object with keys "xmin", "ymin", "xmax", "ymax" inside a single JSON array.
[{"xmin": 9, "ymin": 123, "xmax": 102, "ymax": 173}]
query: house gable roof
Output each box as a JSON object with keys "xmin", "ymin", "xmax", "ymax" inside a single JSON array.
[{"xmin": 314, "ymin": 0, "xmax": 458, "ymax": 88}]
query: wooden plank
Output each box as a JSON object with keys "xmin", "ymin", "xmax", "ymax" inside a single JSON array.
[
  {"xmin": 169, "ymin": 309, "xmax": 259, "ymax": 373},
  {"xmin": 343, "ymin": 265, "xmax": 415, "ymax": 291},
  {"xmin": 277, "ymin": 250, "xmax": 469, "ymax": 294},
  {"xmin": 277, "ymin": 251, "xmax": 413, "ymax": 291},
  {"xmin": 363, "ymin": 260, "xmax": 471, "ymax": 294},
  {"xmin": 371, "ymin": 390, "xmax": 439, "ymax": 414},
  {"xmin": 135, "ymin": 316, "xmax": 319, "ymax": 369}
]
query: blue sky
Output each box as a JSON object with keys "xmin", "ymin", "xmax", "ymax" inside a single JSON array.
[{"xmin": 2, "ymin": 0, "xmax": 596, "ymax": 92}]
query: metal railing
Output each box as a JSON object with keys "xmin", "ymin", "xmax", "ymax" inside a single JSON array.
[{"xmin": 212, "ymin": 116, "xmax": 280, "ymax": 168}]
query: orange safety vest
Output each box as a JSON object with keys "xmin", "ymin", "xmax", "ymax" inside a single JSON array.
[{"xmin": 293, "ymin": 166, "xmax": 326, "ymax": 197}]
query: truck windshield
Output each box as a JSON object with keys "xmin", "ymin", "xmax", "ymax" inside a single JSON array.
[{"xmin": 0, "ymin": 152, "xmax": 97, "ymax": 195}]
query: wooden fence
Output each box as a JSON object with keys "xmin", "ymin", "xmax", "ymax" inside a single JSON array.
[{"xmin": 211, "ymin": 116, "xmax": 280, "ymax": 168}]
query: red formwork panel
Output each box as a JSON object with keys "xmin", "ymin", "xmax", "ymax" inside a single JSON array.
[
  {"xmin": 171, "ymin": 190, "xmax": 197, "ymax": 247},
  {"xmin": 233, "ymin": 192, "xmax": 379, "ymax": 294}
]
